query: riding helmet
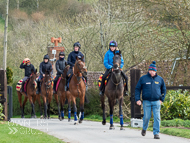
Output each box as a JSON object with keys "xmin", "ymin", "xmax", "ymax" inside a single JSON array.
[
  {"xmin": 109, "ymin": 40, "xmax": 118, "ymax": 47},
  {"xmin": 59, "ymin": 51, "xmax": 65, "ymax": 56},
  {"xmin": 73, "ymin": 42, "xmax": 81, "ymax": 49},
  {"xmin": 44, "ymin": 54, "xmax": 49, "ymax": 60}
]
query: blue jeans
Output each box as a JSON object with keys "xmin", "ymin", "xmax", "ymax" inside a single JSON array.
[{"xmin": 143, "ymin": 100, "xmax": 161, "ymax": 135}]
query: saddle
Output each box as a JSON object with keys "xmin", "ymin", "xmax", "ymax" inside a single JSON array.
[
  {"xmin": 98, "ymin": 73, "xmax": 126, "ymax": 87},
  {"xmin": 98, "ymin": 74, "xmax": 110, "ymax": 87},
  {"xmin": 16, "ymin": 78, "xmax": 37, "ymax": 92}
]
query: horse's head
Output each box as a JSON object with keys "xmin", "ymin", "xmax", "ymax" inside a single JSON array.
[
  {"xmin": 30, "ymin": 69, "xmax": 37, "ymax": 86},
  {"xmin": 61, "ymin": 63, "xmax": 70, "ymax": 79},
  {"xmin": 45, "ymin": 69, "xmax": 52, "ymax": 88},
  {"xmin": 74, "ymin": 56, "xmax": 87, "ymax": 77},
  {"xmin": 113, "ymin": 50, "xmax": 121, "ymax": 73}
]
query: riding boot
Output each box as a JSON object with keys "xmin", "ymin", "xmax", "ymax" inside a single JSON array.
[
  {"xmin": 53, "ymin": 80, "xmax": 57, "ymax": 94},
  {"xmin": 36, "ymin": 81, "xmax": 40, "ymax": 94},
  {"xmin": 99, "ymin": 69, "xmax": 111, "ymax": 96},
  {"xmin": 21, "ymin": 81, "xmax": 25, "ymax": 92},
  {"xmin": 121, "ymin": 70, "xmax": 128, "ymax": 96},
  {"xmin": 84, "ymin": 77, "xmax": 88, "ymax": 91}
]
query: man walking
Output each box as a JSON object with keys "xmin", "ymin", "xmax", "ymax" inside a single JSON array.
[{"xmin": 135, "ymin": 61, "xmax": 166, "ymax": 139}]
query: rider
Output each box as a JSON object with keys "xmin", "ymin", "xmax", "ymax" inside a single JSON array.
[
  {"xmin": 99, "ymin": 40, "xmax": 128, "ymax": 96},
  {"xmin": 20, "ymin": 58, "xmax": 35, "ymax": 92},
  {"xmin": 66, "ymin": 41, "xmax": 88, "ymax": 90},
  {"xmin": 53, "ymin": 51, "xmax": 67, "ymax": 94},
  {"xmin": 36, "ymin": 54, "xmax": 53, "ymax": 94}
]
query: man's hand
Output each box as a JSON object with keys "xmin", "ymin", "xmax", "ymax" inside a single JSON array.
[
  {"xmin": 43, "ymin": 74, "xmax": 45, "ymax": 77},
  {"xmin": 160, "ymin": 100, "xmax": 162, "ymax": 104},
  {"xmin": 136, "ymin": 100, "xmax": 141, "ymax": 106}
]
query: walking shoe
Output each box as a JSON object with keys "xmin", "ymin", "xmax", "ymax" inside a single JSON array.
[
  {"xmin": 154, "ymin": 134, "xmax": 160, "ymax": 139},
  {"xmin": 141, "ymin": 130, "xmax": 146, "ymax": 136}
]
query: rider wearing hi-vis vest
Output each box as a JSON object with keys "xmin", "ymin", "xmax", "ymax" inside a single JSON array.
[
  {"xmin": 99, "ymin": 40, "xmax": 128, "ymax": 96},
  {"xmin": 53, "ymin": 51, "xmax": 67, "ymax": 94},
  {"xmin": 20, "ymin": 58, "xmax": 35, "ymax": 92}
]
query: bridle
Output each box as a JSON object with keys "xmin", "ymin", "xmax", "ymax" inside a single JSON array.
[{"xmin": 74, "ymin": 60, "xmax": 87, "ymax": 84}]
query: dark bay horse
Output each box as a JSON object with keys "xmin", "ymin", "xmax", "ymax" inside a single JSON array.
[
  {"xmin": 17, "ymin": 69, "xmax": 38, "ymax": 118},
  {"xmin": 66, "ymin": 56, "xmax": 87, "ymax": 124},
  {"xmin": 54, "ymin": 64, "xmax": 70, "ymax": 121},
  {"xmin": 41, "ymin": 70, "xmax": 53, "ymax": 119},
  {"xmin": 101, "ymin": 50, "xmax": 125, "ymax": 130}
]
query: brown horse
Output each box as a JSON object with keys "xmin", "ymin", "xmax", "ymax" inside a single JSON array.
[
  {"xmin": 101, "ymin": 50, "xmax": 125, "ymax": 130},
  {"xmin": 66, "ymin": 56, "xmax": 87, "ymax": 124},
  {"xmin": 41, "ymin": 70, "xmax": 53, "ymax": 119},
  {"xmin": 54, "ymin": 64, "xmax": 70, "ymax": 121},
  {"xmin": 17, "ymin": 69, "xmax": 38, "ymax": 118}
]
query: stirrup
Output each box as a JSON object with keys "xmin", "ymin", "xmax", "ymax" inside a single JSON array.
[{"xmin": 99, "ymin": 91, "xmax": 104, "ymax": 96}]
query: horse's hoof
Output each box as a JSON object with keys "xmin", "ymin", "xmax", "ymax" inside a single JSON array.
[
  {"xmin": 21, "ymin": 116, "xmax": 25, "ymax": 118},
  {"xmin": 120, "ymin": 127, "xmax": 125, "ymax": 130},
  {"xmin": 109, "ymin": 125, "xmax": 115, "ymax": 130},
  {"xmin": 40, "ymin": 115, "xmax": 43, "ymax": 119},
  {"xmin": 59, "ymin": 116, "xmax": 62, "ymax": 121},
  {"xmin": 68, "ymin": 118, "xmax": 71, "ymax": 122},
  {"xmin": 79, "ymin": 120, "xmax": 83, "ymax": 123},
  {"xmin": 74, "ymin": 121, "xmax": 78, "ymax": 125},
  {"xmin": 62, "ymin": 116, "xmax": 64, "ymax": 120},
  {"xmin": 48, "ymin": 117, "xmax": 50, "ymax": 119},
  {"xmin": 102, "ymin": 120, "xmax": 106, "ymax": 125}
]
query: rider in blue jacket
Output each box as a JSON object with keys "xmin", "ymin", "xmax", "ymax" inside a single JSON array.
[{"xmin": 99, "ymin": 40, "xmax": 128, "ymax": 96}]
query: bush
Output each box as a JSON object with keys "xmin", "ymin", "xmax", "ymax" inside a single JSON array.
[
  {"xmin": 6, "ymin": 66, "xmax": 13, "ymax": 85},
  {"xmin": 161, "ymin": 119, "xmax": 190, "ymax": 128},
  {"xmin": 161, "ymin": 90, "xmax": 190, "ymax": 120},
  {"xmin": 0, "ymin": 103, "xmax": 5, "ymax": 120}
]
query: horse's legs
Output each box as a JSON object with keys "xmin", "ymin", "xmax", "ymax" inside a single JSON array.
[
  {"xmin": 17, "ymin": 91, "xmax": 23, "ymax": 118},
  {"xmin": 119, "ymin": 97, "xmax": 124, "ymax": 130},
  {"xmin": 43, "ymin": 97, "xmax": 47, "ymax": 119},
  {"xmin": 72, "ymin": 97, "xmax": 78, "ymax": 125},
  {"xmin": 60, "ymin": 93, "xmax": 65, "ymax": 120},
  {"xmin": 54, "ymin": 93, "xmax": 61, "ymax": 120},
  {"xmin": 101, "ymin": 95, "xmax": 106, "ymax": 125},
  {"xmin": 67, "ymin": 91, "xmax": 72, "ymax": 122},
  {"xmin": 79, "ymin": 94, "xmax": 85, "ymax": 123},
  {"xmin": 109, "ymin": 98, "xmax": 115, "ymax": 130},
  {"xmin": 28, "ymin": 95, "xmax": 36, "ymax": 118},
  {"xmin": 22, "ymin": 95, "xmax": 28, "ymax": 118},
  {"xmin": 37, "ymin": 94, "xmax": 43, "ymax": 118},
  {"xmin": 47, "ymin": 103, "xmax": 50, "ymax": 119},
  {"xmin": 47, "ymin": 93, "xmax": 52, "ymax": 119}
]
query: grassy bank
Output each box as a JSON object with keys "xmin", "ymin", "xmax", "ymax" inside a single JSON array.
[
  {"xmin": 0, "ymin": 121, "xmax": 64, "ymax": 143},
  {"xmin": 12, "ymin": 114, "xmax": 130, "ymax": 123}
]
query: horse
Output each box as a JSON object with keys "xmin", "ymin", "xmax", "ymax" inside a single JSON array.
[
  {"xmin": 101, "ymin": 50, "xmax": 125, "ymax": 130},
  {"xmin": 66, "ymin": 56, "xmax": 87, "ymax": 124},
  {"xmin": 54, "ymin": 63, "xmax": 70, "ymax": 121},
  {"xmin": 17, "ymin": 69, "xmax": 38, "ymax": 118},
  {"xmin": 40, "ymin": 70, "xmax": 53, "ymax": 119}
]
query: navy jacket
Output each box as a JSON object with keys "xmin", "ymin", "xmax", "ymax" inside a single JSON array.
[
  {"xmin": 135, "ymin": 72, "xmax": 166, "ymax": 102},
  {"xmin": 20, "ymin": 63, "xmax": 35, "ymax": 77},
  {"xmin": 67, "ymin": 51, "xmax": 84, "ymax": 69},
  {"xmin": 56, "ymin": 59, "xmax": 67, "ymax": 76},
  {"xmin": 39, "ymin": 62, "xmax": 52, "ymax": 75}
]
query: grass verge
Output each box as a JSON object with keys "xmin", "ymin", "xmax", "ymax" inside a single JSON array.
[
  {"xmin": 126, "ymin": 126, "xmax": 190, "ymax": 139},
  {"xmin": 0, "ymin": 121, "xmax": 64, "ymax": 143},
  {"xmin": 12, "ymin": 114, "xmax": 130, "ymax": 123}
]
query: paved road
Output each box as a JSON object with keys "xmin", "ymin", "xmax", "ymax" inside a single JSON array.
[{"xmin": 11, "ymin": 118, "xmax": 190, "ymax": 143}]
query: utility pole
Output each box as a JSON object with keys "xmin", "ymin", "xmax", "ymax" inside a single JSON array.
[{"xmin": 3, "ymin": 0, "xmax": 9, "ymax": 70}]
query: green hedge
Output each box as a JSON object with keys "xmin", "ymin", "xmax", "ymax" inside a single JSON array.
[
  {"xmin": 161, "ymin": 119, "xmax": 190, "ymax": 128},
  {"xmin": 161, "ymin": 90, "xmax": 190, "ymax": 120}
]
